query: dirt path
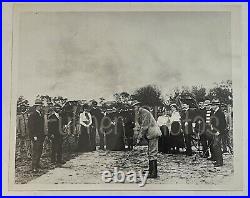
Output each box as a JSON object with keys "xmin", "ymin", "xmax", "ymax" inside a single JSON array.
[{"xmin": 28, "ymin": 146, "xmax": 233, "ymax": 185}]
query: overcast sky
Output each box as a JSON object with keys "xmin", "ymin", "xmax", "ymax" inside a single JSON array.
[{"xmin": 17, "ymin": 11, "xmax": 232, "ymax": 103}]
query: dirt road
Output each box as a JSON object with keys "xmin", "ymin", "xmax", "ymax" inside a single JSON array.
[{"xmin": 28, "ymin": 146, "xmax": 233, "ymax": 185}]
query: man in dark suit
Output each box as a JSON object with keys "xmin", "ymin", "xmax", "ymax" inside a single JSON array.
[
  {"xmin": 90, "ymin": 101, "xmax": 105, "ymax": 150},
  {"xmin": 28, "ymin": 99, "xmax": 45, "ymax": 173},
  {"xmin": 210, "ymin": 99, "xmax": 226, "ymax": 167},
  {"xmin": 194, "ymin": 99, "xmax": 209, "ymax": 157},
  {"xmin": 48, "ymin": 104, "xmax": 65, "ymax": 165},
  {"xmin": 181, "ymin": 103, "xmax": 195, "ymax": 156}
]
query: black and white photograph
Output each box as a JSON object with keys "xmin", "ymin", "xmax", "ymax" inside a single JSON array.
[{"xmin": 2, "ymin": 3, "xmax": 248, "ymax": 195}]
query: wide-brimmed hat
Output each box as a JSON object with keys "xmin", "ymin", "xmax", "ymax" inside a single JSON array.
[
  {"xmin": 34, "ymin": 99, "xmax": 43, "ymax": 106},
  {"xmin": 212, "ymin": 99, "xmax": 220, "ymax": 105},
  {"xmin": 131, "ymin": 100, "xmax": 141, "ymax": 107}
]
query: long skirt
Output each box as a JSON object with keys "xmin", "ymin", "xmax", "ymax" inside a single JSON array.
[
  {"xmin": 158, "ymin": 125, "xmax": 170, "ymax": 153},
  {"xmin": 78, "ymin": 126, "xmax": 91, "ymax": 152},
  {"xmin": 170, "ymin": 121, "xmax": 185, "ymax": 150}
]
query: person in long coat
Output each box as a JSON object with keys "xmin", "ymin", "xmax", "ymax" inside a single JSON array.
[
  {"xmin": 78, "ymin": 104, "xmax": 92, "ymax": 152},
  {"xmin": 90, "ymin": 101, "xmax": 105, "ymax": 150},
  {"xmin": 210, "ymin": 99, "xmax": 227, "ymax": 167},
  {"xmin": 48, "ymin": 104, "xmax": 65, "ymax": 164},
  {"xmin": 112, "ymin": 109, "xmax": 125, "ymax": 151},
  {"xmin": 28, "ymin": 99, "xmax": 45, "ymax": 173}
]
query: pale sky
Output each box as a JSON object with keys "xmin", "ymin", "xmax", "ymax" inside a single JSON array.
[{"xmin": 17, "ymin": 11, "xmax": 232, "ymax": 103}]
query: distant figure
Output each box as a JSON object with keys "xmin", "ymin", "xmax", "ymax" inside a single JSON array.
[
  {"xmin": 28, "ymin": 99, "xmax": 45, "ymax": 173},
  {"xmin": 78, "ymin": 104, "xmax": 92, "ymax": 152}
]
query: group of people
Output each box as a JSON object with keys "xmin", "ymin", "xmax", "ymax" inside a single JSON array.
[
  {"xmin": 16, "ymin": 97, "xmax": 232, "ymax": 178},
  {"xmin": 156, "ymin": 98, "xmax": 233, "ymax": 167},
  {"xmin": 16, "ymin": 99, "xmax": 136, "ymax": 173}
]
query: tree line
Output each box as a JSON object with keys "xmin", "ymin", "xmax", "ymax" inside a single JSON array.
[{"xmin": 17, "ymin": 80, "xmax": 232, "ymax": 110}]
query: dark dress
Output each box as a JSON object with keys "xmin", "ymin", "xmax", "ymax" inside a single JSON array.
[
  {"xmin": 112, "ymin": 112, "xmax": 125, "ymax": 151},
  {"xmin": 124, "ymin": 110, "xmax": 135, "ymax": 150},
  {"xmin": 170, "ymin": 121, "xmax": 184, "ymax": 151},
  {"xmin": 78, "ymin": 112, "xmax": 92, "ymax": 152}
]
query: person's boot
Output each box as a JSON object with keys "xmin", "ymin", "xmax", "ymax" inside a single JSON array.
[
  {"xmin": 148, "ymin": 160, "xmax": 157, "ymax": 178},
  {"xmin": 145, "ymin": 160, "xmax": 153, "ymax": 175}
]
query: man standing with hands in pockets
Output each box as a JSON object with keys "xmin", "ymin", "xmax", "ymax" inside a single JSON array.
[{"xmin": 132, "ymin": 101, "xmax": 162, "ymax": 178}]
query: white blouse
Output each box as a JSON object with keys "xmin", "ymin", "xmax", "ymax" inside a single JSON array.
[
  {"xmin": 170, "ymin": 111, "xmax": 181, "ymax": 123},
  {"xmin": 80, "ymin": 111, "xmax": 92, "ymax": 127}
]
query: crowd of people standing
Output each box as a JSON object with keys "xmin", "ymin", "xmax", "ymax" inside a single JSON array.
[{"xmin": 16, "ymin": 96, "xmax": 233, "ymax": 176}]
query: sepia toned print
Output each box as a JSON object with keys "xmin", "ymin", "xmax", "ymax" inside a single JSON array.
[{"xmin": 3, "ymin": 3, "xmax": 247, "ymax": 196}]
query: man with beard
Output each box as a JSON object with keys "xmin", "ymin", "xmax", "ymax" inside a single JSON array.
[{"xmin": 132, "ymin": 101, "xmax": 162, "ymax": 178}]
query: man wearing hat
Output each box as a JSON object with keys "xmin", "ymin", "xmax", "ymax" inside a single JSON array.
[
  {"xmin": 16, "ymin": 103, "xmax": 31, "ymax": 160},
  {"xmin": 28, "ymin": 98, "xmax": 45, "ymax": 173},
  {"xmin": 132, "ymin": 101, "xmax": 162, "ymax": 178},
  {"xmin": 48, "ymin": 103, "xmax": 65, "ymax": 165},
  {"xmin": 210, "ymin": 99, "xmax": 226, "ymax": 167}
]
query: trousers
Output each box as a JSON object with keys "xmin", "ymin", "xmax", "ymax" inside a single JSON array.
[
  {"xmin": 148, "ymin": 138, "xmax": 159, "ymax": 160},
  {"xmin": 32, "ymin": 138, "xmax": 44, "ymax": 169}
]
